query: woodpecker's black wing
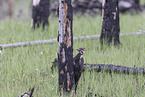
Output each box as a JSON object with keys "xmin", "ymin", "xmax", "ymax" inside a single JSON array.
[
  {"xmin": 79, "ymin": 57, "xmax": 84, "ymax": 72},
  {"xmin": 73, "ymin": 53, "xmax": 85, "ymax": 93}
]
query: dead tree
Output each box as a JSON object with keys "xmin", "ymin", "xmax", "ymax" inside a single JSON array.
[
  {"xmin": 7, "ymin": 0, "xmax": 14, "ymax": 18},
  {"xmin": 58, "ymin": 0, "xmax": 74, "ymax": 93},
  {"xmin": 100, "ymin": 0, "xmax": 121, "ymax": 46},
  {"xmin": 0, "ymin": 0, "xmax": 14, "ymax": 18},
  {"xmin": 31, "ymin": 0, "xmax": 50, "ymax": 30},
  {"xmin": 134, "ymin": 0, "xmax": 141, "ymax": 11}
]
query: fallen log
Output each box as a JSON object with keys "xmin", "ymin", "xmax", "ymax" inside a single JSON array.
[
  {"xmin": 0, "ymin": 39, "xmax": 57, "ymax": 48},
  {"xmin": 51, "ymin": 60, "xmax": 145, "ymax": 75},
  {"xmin": 0, "ymin": 31, "xmax": 145, "ymax": 49},
  {"xmin": 84, "ymin": 64, "xmax": 145, "ymax": 75}
]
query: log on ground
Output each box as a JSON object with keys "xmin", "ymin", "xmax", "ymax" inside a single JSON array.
[{"xmin": 84, "ymin": 64, "xmax": 145, "ymax": 75}]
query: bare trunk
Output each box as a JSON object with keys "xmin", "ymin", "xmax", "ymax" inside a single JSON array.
[
  {"xmin": 100, "ymin": 0, "xmax": 121, "ymax": 46},
  {"xmin": 7, "ymin": 0, "xmax": 14, "ymax": 18},
  {"xmin": 31, "ymin": 0, "xmax": 50, "ymax": 30},
  {"xmin": 58, "ymin": 0, "xmax": 74, "ymax": 93}
]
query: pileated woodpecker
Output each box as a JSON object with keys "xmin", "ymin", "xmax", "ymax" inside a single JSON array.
[
  {"xmin": 19, "ymin": 85, "xmax": 35, "ymax": 97},
  {"xmin": 51, "ymin": 47, "xmax": 85, "ymax": 92},
  {"xmin": 73, "ymin": 47, "xmax": 85, "ymax": 93}
]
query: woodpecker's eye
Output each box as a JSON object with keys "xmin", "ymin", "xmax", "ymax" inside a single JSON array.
[{"xmin": 81, "ymin": 51, "xmax": 83, "ymax": 54}]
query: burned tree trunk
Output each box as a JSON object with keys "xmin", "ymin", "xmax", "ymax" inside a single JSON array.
[
  {"xmin": 100, "ymin": 0, "xmax": 121, "ymax": 46},
  {"xmin": 134, "ymin": 0, "xmax": 141, "ymax": 11},
  {"xmin": 58, "ymin": 0, "xmax": 74, "ymax": 92},
  {"xmin": 31, "ymin": 0, "xmax": 50, "ymax": 30}
]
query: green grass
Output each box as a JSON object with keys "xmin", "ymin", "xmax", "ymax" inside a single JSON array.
[{"xmin": 0, "ymin": 12, "xmax": 145, "ymax": 97}]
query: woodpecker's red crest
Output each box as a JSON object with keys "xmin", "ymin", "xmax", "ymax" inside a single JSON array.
[{"xmin": 77, "ymin": 47, "xmax": 85, "ymax": 55}]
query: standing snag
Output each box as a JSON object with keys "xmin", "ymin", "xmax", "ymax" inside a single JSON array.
[
  {"xmin": 100, "ymin": 0, "xmax": 121, "ymax": 46},
  {"xmin": 58, "ymin": 0, "xmax": 74, "ymax": 92},
  {"xmin": 31, "ymin": 0, "xmax": 50, "ymax": 30}
]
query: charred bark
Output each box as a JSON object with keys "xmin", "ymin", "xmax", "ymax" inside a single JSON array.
[
  {"xmin": 134, "ymin": 0, "xmax": 141, "ymax": 11},
  {"xmin": 100, "ymin": 0, "xmax": 121, "ymax": 46},
  {"xmin": 58, "ymin": 0, "xmax": 74, "ymax": 93},
  {"xmin": 31, "ymin": 0, "xmax": 50, "ymax": 30}
]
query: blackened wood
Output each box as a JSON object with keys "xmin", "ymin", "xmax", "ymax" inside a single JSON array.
[
  {"xmin": 134, "ymin": 0, "xmax": 141, "ymax": 11},
  {"xmin": 84, "ymin": 64, "xmax": 145, "ymax": 75},
  {"xmin": 58, "ymin": 0, "xmax": 74, "ymax": 92},
  {"xmin": 100, "ymin": 0, "xmax": 121, "ymax": 45},
  {"xmin": 31, "ymin": 0, "xmax": 50, "ymax": 30}
]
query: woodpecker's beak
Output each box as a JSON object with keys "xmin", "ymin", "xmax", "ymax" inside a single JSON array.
[{"xmin": 76, "ymin": 48, "xmax": 79, "ymax": 51}]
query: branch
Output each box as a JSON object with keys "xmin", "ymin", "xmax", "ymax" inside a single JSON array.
[
  {"xmin": 0, "ymin": 31, "xmax": 145, "ymax": 49},
  {"xmin": 0, "ymin": 39, "xmax": 57, "ymax": 48}
]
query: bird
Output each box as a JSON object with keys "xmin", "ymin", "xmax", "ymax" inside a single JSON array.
[
  {"xmin": 19, "ymin": 85, "xmax": 35, "ymax": 97},
  {"xmin": 51, "ymin": 47, "xmax": 85, "ymax": 92},
  {"xmin": 73, "ymin": 47, "xmax": 85, "ymax": 93}
]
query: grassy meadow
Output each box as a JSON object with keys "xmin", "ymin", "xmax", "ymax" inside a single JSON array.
[
  {"xmin": 0, "ymin": 13, "xmax": 145, "ymax": 97},
  {"xmin": 0, "ymin": 1, "xmax": 145, "ymax": 97}
]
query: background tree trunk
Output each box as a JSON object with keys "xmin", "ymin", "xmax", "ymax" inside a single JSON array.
[
  {"xmin": 100, "ymin": 0, "xmax": 121, "ymax": 46},
  {"xmin": 58, "ymin": 0, "xmax": 74, "ymax": 93},
  {"xmin": 7, "ymin": 0, "xmax": 14, "ymax": 18},
  {"xmin": 134, "ymin": 0, "xmax": 140, "ymax": 10},
  {"xmin": 31, "ymin": 0, "xmax": 50, "ymax": 30}
]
